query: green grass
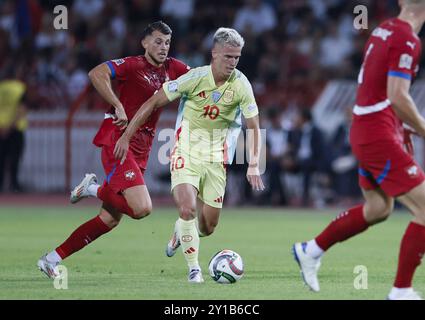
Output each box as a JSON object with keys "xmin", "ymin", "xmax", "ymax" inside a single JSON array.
[{"xmin": 0, "ymin": 206, "xmax": 423, "ymax": 300}]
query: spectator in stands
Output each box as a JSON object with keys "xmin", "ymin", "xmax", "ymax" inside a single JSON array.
[
  {"xmin": 262, "ymin": 107, "xmax": 288, "ymax": 205},
  {"xmin": 0, "ymin": 67, "xmax": 27, "ymax": 193},
  {"xmin": 160, "ymin": 0, "xmax": 194, "ymax": 34},
  {"xmin": 318, "ymin": 22, "xmax": 353, "ymax": 77},
  {"xmin": 283, "ymin": 108, "xmax": 326, "ymax": 206},
  {"xmin": 73, "ymin": 0, "xmax": 105, "ymax": 22},
  {"xmin": 233, "ymin": 0, "xmax": 277, "ymax": 36}
]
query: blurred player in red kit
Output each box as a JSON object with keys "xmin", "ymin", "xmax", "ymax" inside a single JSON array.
[
  {"xmin": 293, "ymin": 0, "xmax": 425, "ymax": 299},
  {"xmin": 37, "ymin": 21, "xmax": 189, "ymax": 278}
]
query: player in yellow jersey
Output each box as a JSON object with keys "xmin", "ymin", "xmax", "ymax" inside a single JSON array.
[{"xmin": 114, "ymin": 27, "xmax": 264, "ymax": 283}]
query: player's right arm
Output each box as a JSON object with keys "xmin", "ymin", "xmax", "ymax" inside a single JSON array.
[
  {"xmin": 88, "ymin": 63, "xmax": 127, "ymax": 127},
  {"xmin": 387, "ymin": 72, "xmax": 425, "ymax": 137}
]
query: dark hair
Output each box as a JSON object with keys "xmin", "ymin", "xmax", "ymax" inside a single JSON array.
[
  {"xmin": 141, "ymin": 21, "xmax": 172, "ymax": 40},
  {"xmin": 300, "ymin": 108, "xmax": 312, "ymax": 122}
]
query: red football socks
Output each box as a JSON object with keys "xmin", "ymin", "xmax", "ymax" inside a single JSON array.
[
  {"xmin": 394, "ymin": 222, "xmax": 425, "ymax": 288},
  {"xmin": 315, "ymin": 205, "xmax": 369, "ymax": 251},
  {"xmin": 56, "ymin": 215, "xmax": 111, "ymax": 259},
  {"xmin": 97, "ymin": 184, "xmax": 136, "ymax": 218}
]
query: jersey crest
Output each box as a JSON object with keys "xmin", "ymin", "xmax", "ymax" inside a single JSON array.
[{"xmin": 223, "ymin": 90, "xmax": 234, "ymax": 103}]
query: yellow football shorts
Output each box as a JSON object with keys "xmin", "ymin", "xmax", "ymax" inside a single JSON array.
[{"xmin": 170, "ymin": 153, "xmax": 226, "ymax": 208}]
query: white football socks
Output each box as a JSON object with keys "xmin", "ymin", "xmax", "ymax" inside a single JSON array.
[
  {"xmin": 388, "ymin": 287, "xmax": 414, "ymax": 299},
  {"xmin": 306, "ymin": 239, "xmax": 324, "ymax": 259},
  {"xmin": 177, "ymin": 218, "xmax": 200, "ymax": 269},
  {"xmin": 88, "ymin": 184, "xmax": 100, "ymax": 197},
  {"xmin": 46, "ymin": 250, "xmax": 62, "ymax": 264}
]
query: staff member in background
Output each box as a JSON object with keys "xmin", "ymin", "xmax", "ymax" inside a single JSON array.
[{"xmin": 0, "ymin": 75, "xmax": 27, "ymax": 193}]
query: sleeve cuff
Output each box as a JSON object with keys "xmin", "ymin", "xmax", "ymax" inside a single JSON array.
[
  {"xmin": 106, "ymin": 61, "xmax": 116, "ymax": 79},
  {"xmin": 388, "ymin": 70, "xmax": 411, "ymax": 80}
]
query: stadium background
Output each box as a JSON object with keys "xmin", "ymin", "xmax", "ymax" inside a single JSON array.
[{"xmin": 2, "ymin": 0, "xmax": 425, "ymax": 207}]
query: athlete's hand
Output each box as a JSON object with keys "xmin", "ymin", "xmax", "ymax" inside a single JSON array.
[
  {"xmin": 113, "ymin": 105, "xmax": 128, "ymax": 129},
  {"xmin": 246, "ymin": 164, "xmax": 265, "ymax": 191},
  {"xmin": 114, "ymin": 135, "xmax": 129, "ymax": 164}
]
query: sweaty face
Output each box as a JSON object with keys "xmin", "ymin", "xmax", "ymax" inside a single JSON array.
[
  {"xmin": 212, "ymin": 44, "xmax": 242, "ymax": 78},
  {"xmin": 142, "ymin": 30, "xmax": 171, "ymax": 66}
]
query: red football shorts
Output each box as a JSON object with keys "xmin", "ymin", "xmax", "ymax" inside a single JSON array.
[
  {"xmin": 352, "ymin": 139, "xmax": 425, "ymax": 197},
  {"xmin": 101, "ymin": 143, "xmax": 146, "ymax": 194}
]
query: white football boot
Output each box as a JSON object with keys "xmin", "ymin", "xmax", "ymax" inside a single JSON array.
[
  {"xmin": 37, "ymin": 254, "xmax": 60, "ymax": 279},
  {"xmin": 292, "ymin": 242, "xmax": 321, "ymax": 292},
  {"xmin": 387, "ymin": 288, "xmax": 423, "ymax": 300},
  {"xmin": 165, "ymin": 221, "xmax": 180, "ymax": 257},
  {"xmin": 188, "ymin": 268, "xmax": 204, "ymax": 283},
  {"xmin": 70, "ymin": 173, "xmax": 97, "ymax": 204}
]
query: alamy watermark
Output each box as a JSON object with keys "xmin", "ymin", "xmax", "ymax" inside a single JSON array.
[
  {"xmin": 353, "ymin": 265, "xmax": 368, "ymax": 290},
  {"xmin": 53, "ymin": 4, "xmax": 369, "ymax": 31},
  {"xmin": 155, "ymin": 124, "xmax": 267, "ymax": 174},
  {"xmin": 53, "ymin": 265, "xmax": 68, "ymax": 289},
  {"xmin": 53, "ymin": 5, "xmax": 68, "ymax": 30}
]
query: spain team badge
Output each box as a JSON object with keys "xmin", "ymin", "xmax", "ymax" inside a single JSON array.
[{"xmin": 223, "ymin": 90, "xmax": 234, "ymax": 103}]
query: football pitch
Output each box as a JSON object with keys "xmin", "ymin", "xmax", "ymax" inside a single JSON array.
[{"xmin": 0, "ymin": 206, "xmax": 424, "ymax": 300}]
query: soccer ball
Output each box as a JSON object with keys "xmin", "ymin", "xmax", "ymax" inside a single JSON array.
[{"xmin": 208, "ymin": 249, "xmax": 244, "ymax": 284}]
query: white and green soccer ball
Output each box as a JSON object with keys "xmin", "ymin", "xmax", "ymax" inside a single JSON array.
[{"xmin": 208, "ymin": 249, "xmax": 244, "ymax": 284}]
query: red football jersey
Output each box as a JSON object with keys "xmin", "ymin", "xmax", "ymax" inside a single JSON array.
[
  {"xmin": 351, "ymin": 18, "xmax": 421, "ymax": 145},
  {"xmin": 93, "ymin": 56, "xmax": 189, "ymax": 163}
]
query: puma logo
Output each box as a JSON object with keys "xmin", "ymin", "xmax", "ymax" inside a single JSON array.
[{"xmin": 406, "ymin": 41, "xmax": 416, "ymax": 50}]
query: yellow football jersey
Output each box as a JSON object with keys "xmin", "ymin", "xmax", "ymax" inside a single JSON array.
[{"xmin": 163, "ymin": 65, "xmax": 258, "ymax": 163}]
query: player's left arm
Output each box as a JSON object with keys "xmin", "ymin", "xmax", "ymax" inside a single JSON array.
[
  {"xmin": 245, "ymin": 115, "xmax": 265, "ymax": 191},
  {"xmin": 238, "ymin": 73, "xmax": 265, "ymax": 191},
  {"xmin": 113, "ymin": 88, "xmax": 172, "ymax": 163}
]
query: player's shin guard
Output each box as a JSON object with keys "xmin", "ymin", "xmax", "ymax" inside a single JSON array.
[
  {"xmin": 97, "ymin": 184, "xmax": 136, "ymax": 218},
  {"xmin": 56, "ymin": 215, "xmax": 111, "ymax": 259},
  {"xmin": 315, "ymin": 205, "xmax": 369, "ymax": 251},
  {"xmin": 177, "ymin": 218, "xmax": 200, "ymax": 269},
  {"xmin": 394, "ymin": 222, "xmax": 425, "ymax": 288}
]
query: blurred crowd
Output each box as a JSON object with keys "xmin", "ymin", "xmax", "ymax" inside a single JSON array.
[
  {"xmin": 0, "ymin": 0, "xmax": 409, "ymax": 111},
  {"xmin": 227, "ymin": 105, "xmax": 361, "ymax": 208},
  {"xmin": 0, "ymin": 0, "xmax": 418, "ymax": 204}
]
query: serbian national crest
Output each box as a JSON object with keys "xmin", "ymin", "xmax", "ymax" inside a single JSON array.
[
  {"xmin": 125, "ymin": 170, "xmax": 136, "ymax": 181},
  {"xmin": 406, "ymin": 165, "xmax": 418, "ymax": 178}
]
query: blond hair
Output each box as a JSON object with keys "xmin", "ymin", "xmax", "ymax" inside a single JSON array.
[{"xmin": 213, "ymin": 28, "xmax": 245, "ymax": 48}]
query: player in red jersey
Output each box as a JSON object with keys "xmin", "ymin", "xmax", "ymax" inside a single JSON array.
[
  {"xmin": 37, "ymin": 21, "xmax": 190, "ymax": 279},
  {"xmin": 293, "ymin": 0, "xmax": 425, "ymax": 300}
]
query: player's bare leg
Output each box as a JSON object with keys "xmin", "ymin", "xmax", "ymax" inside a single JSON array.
[
  {"xmin": 293, "ymin": 187, "xmax": 393, "ymax": 292},
  {"xmin": 170, "ymin": 183, "xmax": 203, "ymax": 283},
  {"xmin": 38, "ymin": 204, "xmax": 122, "ymax": 279},
  {"xmin": 122, "ymin": 185, "xmax": 152, "ymax": 219},
  {"xmin": 196, "ymin": 199, "xmax": 221, "ymax": 237},
  {"xmin": 98, "ymin": 203, "xmax": 124, "ymax": 228},
  {"xmin": 389, "ymin": 181, "xmax": 425, "ymax": 300}
]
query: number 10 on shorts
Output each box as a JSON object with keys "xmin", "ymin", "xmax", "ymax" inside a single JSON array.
[{"xmin": 171, "ymin": 156, "xmax": 185, "ymax": 171}]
